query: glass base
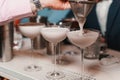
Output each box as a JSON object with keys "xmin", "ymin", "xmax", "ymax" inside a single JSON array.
[
  {"xmin": 84, "ymin": 53, "xmax": 99, "ymax": 59},
  {"xmin": 56, "ymin": 56, "xmax": 72, "ymax": 65},
  {"xmin": 57, "ymin": 58, "xmax": 70, "ymax": 65},
  {"xmin": 46, "ymin": 71, "xmax": 65, "ymax": 79},
  {"xmin": 24, "ymin": 64, "xmax": 41, "ymax": 72},
  {"xmin": 75, "ymin": 76, "xmax": 96, "ymax": 80}
]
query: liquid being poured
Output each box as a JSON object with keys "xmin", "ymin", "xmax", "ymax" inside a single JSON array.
[{"xmin": 78, "ymin": 17, "xmax": 86, "ymax": 36}]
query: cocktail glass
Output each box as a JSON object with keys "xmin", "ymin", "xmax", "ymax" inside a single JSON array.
[
  {"xmin": 67, "ymin": 29, "xmax": 99, "ymax": 80},
  {"xmin": 41, "ymin": 26, "xmax": 69, "ymax": 79},
  {"xmin": 19, "ymin": 22, "xmax": 45, "ymax": 72}
]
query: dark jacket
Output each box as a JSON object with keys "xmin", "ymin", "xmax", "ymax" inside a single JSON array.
[{"xmin": 84, "ymin": 0, "xmax": 120, "ymax": 51}]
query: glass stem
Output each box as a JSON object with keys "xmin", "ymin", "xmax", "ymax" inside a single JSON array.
[
  {"xmin": 52, "ymin": 43, "xmax": 57, "ymax": 73},
  {"xmin": 31, "ymin": 39, "xmax": 34, "ymax": 64},
  {"xmin": 58, "ymin": 43, "xmax": 61, "ymax": 64},
  {"xmin": 81, "ymin": 48, "xmax": 85, "ymax": 77}
]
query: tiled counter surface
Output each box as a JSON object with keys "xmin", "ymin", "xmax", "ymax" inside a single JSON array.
[{"xmin": 0, "ymin": 38, "xmax": 120, "ymax": 80}]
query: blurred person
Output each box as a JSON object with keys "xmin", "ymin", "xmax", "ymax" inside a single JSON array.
[
  {"xmin": 0, "ymin": 0, "xmax": 101, "ymax": 25},
  {"xmin": 0, "ymin": 0, "xmax": 70, "ymax": 25},
  {"xmin": 84, "ymin": 0, "xmax": 120, "ymax": 51}
]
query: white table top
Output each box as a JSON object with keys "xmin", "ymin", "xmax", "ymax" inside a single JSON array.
[{"xmin": 0, "ymin": 38, "xmax": 120, "ymax": 80}]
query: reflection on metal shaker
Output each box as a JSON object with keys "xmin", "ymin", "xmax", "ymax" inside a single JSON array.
[
  {"xmin": 33, "ymin": 35, "xmax": 46, "ymax": 50},
  {"xmin": 46, "ymin": 42, "xmax": 59, "ymax": 55},
  {"xmin": 0, "ymin": 22, "xmax": 14, "ymax": 62}
]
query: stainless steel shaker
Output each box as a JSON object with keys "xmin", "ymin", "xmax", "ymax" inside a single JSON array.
[
  {"xmin": 33, "ymin": 34, "xmax": 46, "ymax": 50},
  {"xmin": 0, "ymin": 22, "xmax": 14, "ymax": 62},
  {"xmin": 46, "ymin": 42, "xmax": 60, "ymax": 55}
]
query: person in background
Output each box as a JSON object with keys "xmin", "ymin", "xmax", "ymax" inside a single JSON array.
[
  {"xmin": 0, "ymin": 0, "xmax": 101, "ymax": 25},
  {"xmin": 0, "ymin": 0, "xmax": 70, "ymax": 25},
  {"xmin": 84, "ymin": 0, "xmax": 120, "ymax": 51}
]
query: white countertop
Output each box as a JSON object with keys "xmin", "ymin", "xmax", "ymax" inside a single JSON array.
[{"xmin": 0, "ymin": 38, "xmax": 120, "ymax": 80}]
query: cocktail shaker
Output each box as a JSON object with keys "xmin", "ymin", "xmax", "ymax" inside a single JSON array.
[
  {"xmin": 46, "ymin": 42, "xmax": 60, "ymax": 55},
  {"xmin": 0, "ymin": 22, "xmax": 14, "ymax": 62},
  {"xmin": 33, "ymin": 35, "xmax": 46, "ymax": 50}
]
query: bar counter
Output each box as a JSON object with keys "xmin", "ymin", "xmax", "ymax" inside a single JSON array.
[{"xmin": 0, "ymin": 38, "xmax": 120, "ymax": 80}]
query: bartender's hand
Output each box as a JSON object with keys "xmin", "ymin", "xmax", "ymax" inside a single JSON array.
[{"xmin": 40, "ymin": 0, "xmax": 71, "ymax": 10}]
